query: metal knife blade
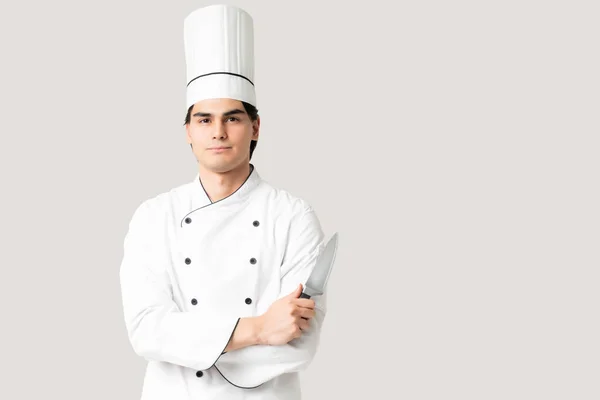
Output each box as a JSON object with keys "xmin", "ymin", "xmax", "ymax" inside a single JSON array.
[{"xmin": 300, "ymin": 232, "xmax": 339, "ymax": 299}]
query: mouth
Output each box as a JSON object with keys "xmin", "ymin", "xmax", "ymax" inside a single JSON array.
[{"xmin": 208, "ymin": 147, "xmax": 231, "ymax": 151}]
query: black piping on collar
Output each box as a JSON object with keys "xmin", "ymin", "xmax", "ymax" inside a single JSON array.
[
  {"xmin": 180, "ymin": 164, "xmax": 256, "ymax": 227},
  {"xmin": 187, "ymin": 71, "xmax": 254, "ymax": 87}
]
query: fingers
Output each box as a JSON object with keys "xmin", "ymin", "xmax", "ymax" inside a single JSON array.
[
  {"xmin": 292, "ymin": 304, "xmax": 316, "ymax": 319},
  {"xmin": 298, "ymin": 318, "xmax": 310, "ymax": 331},
  {"xmin": 292, "ymin": 324, "xmax": 302, "ymax": 339},
  {"xmin": 286, "ymin": 284, "xmax": 303, "ymax": 298},
  {"xmin": 299, "ymin": 307, "xmax": 316, "ymax": 319},
  {"xmin": 292, "ymin": 298, "xmax": 315, "ymax": 309}
]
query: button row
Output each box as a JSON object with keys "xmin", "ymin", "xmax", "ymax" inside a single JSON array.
[
  {"xmin": 184, "ymin": 218, "xmax": 260, "ymax": 227},
  {"xmin": 183, "ymin": 219, "xmax": 260, "ymax": 267},
  {"xmin": 183, "ymin": 257, "xmax": 257, "ymax": 267},
  {"xmin": 186, "ymin": 217, "xmax": 256, "ymax": 345},
  {"xmin": 189, "ymin": 297, "xmax": 252, "ymax": 306}
]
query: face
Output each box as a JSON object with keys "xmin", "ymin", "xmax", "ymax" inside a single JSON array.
[{"xmin": 186, "ymin": 98, "xmax": 260, "ymax": 173}]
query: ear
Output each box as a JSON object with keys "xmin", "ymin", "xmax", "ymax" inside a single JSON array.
[
  {"xmin": 185, "ymin": 123, "xmax": 192, "ymax": 144},
  {"xmin": 252, "ymin": 116, "xmax": 260, "ymax": 140}
]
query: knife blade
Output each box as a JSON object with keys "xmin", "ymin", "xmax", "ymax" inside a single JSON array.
[{"xmin": 299, "ymin": 232, "xmax": 339, "ymax": 299}]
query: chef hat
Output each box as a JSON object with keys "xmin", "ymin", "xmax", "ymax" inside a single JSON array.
[{"xmin": 184, "ymin": 5, "xmax": 256, "ymax": 109}]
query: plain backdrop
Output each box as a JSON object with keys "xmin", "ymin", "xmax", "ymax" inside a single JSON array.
[{"xmin": 0, "ymin": 1, "xmax": 598, "ymax": 399}]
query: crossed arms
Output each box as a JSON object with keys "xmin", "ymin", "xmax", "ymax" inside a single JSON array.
[{"xmin": 119, "ymin": 201, "xmax": 327, "ymax": 388}]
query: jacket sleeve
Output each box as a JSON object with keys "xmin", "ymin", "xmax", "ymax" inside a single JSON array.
[
  {"xmin": 214, "ymin": 207, "xmax": 329, "ymax": 388},
  {"xmin": 119, "ymin": 200, "xmax": 240, "ymax": 371}
]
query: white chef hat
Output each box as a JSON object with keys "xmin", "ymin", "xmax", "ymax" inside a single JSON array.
[{"xmin": 184, "ymin": 4, "xmax": 257, "ymax": 109}]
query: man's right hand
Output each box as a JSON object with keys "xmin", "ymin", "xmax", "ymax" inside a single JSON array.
[{"xmin": 256, "ymin": 284, "xmax": 316, "ymax": 346}]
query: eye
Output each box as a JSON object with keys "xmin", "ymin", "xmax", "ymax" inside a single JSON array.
[
  {"xmin": 198, "ymin": 118, "xmax": 210, "ymax": 124},
  {"xmin": 227, "ymin": 117, "xmax": 239, "ymax": 122}
]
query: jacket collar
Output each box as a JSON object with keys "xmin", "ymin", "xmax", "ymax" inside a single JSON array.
[{"xmin": 181, "ymin": 164, "xmax": 262, "ymax": 225}]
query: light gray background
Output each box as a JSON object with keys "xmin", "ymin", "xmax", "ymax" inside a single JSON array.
[{"xmin": 0, "ymin": 1, "xmax": 598, "ymax": 399}]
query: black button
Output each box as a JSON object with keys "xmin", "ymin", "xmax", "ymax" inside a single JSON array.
[
  {"xmin": 196, "ymin": 371, "xmax": 203, "ymax": 378},
  {"xmin": 253, "ymin": 220, "xmax": 260, "ymax": 227},
  {"xmin": 245, "ymin": 297, "xmax": 252, "ymax": 305},
  {"xmin": 185, "ymin": 217, "xmax": 192, "ymax": 224},
  {"xmin": 250, "ymin": 258, "xmax": 257, "ymax": 265},
  {"xmin": 185, "ymin": 258, "xmax": 191, "ymax": 265},
  {"xmin": 191, "ymin": 298, "xmax": 198, "ymax": 305}
]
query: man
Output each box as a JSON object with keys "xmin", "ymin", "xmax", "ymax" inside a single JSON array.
[{"xmin": 119, "ymin": 5, "xmax": 330, "ymax": 399}]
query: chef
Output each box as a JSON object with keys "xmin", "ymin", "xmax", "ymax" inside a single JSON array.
[{"xmin": 119, "ymin": 4, "xmax": 330, "ymax": 400}]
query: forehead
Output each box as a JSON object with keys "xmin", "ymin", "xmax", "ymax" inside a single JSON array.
[{"xmin": 192, "ymin": 98, "xmax": 245, "ymax": 113}]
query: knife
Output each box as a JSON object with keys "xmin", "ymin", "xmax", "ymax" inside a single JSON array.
[{"xmin": 299, "ymin": 232, "xmax": 339, "ymax": 299}]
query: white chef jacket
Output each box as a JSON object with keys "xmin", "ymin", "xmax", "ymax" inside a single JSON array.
[{"xmin": 119, "ymin": 164, "xmax": 328, "ymax": 400}]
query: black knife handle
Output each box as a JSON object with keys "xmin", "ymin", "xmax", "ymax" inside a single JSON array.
[{"xmin": 299, "ymin": 292, "xmax": 311, "ymax": 320}]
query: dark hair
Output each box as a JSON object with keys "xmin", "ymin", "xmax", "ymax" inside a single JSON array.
[{"xmin": 184, "ymin": 101, "xmax": 259, "ymax": 160}]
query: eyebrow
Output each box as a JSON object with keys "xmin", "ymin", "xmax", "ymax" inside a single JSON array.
[{"xmin": 192, "ymin": 109, "xmax": 246, "ymax": 118}]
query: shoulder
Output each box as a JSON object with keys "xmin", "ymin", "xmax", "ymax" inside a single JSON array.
[
  {"xmin": 258, "ymin": 182, "xmax": 324, "ymax": 244},
  {"xmin": 126, "ymin": 178, "xmax": 195, "ymax": 226},
  {"xmin": 259, "ymin": 181, "xmax": 319, "ymax": 221}
]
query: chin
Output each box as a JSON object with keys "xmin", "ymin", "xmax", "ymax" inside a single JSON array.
[{"xmin": 202, "ymin": 158, "xmax": 244, "ymax": 173}]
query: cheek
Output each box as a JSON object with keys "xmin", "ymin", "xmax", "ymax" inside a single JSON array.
[
  {"xmin": 188, "ymin": 127, "xmax": 205, "ymax": 141},
  {"xmin": 231, "ymin": 126, "xmax": 253, "ymax": 141}
]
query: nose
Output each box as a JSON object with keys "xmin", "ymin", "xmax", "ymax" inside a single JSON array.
[{"xmin": 213, "ymin": 120, "xmax": 227, "ymax": 139}]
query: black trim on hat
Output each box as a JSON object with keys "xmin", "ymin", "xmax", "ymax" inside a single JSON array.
[{"xmin": 187, "ymin": 71, "xmax": 254, "ymax": 87}]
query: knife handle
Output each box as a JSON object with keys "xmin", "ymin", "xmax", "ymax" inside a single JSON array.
[{"xmin": 299, "ymin": 292, "xmax": 311, "ymax": 320}]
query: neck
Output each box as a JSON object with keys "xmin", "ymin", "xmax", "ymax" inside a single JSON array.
[{"xmin": 198, "ymin": 162, "xmax": 252, "ymax": 203}]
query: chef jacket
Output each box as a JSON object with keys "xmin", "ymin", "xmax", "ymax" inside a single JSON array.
[{"xmin": 119, "ymin": 164, "xmax": 328, "ymax": 400}]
